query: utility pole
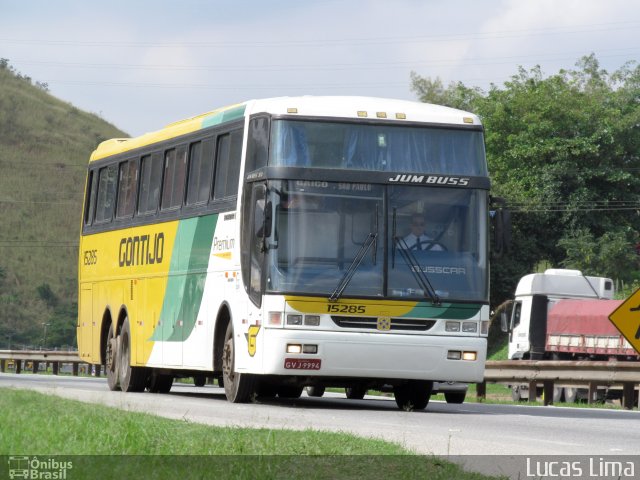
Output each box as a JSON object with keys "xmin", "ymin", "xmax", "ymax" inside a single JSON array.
[{"xmin": 42, "ymin": 323, "xmax": 51, "ymax": 349}]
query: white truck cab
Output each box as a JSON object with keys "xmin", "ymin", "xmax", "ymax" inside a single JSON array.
[{"xmin": 505, "ymin": 269, "xmax": 614, "ymax": 360}]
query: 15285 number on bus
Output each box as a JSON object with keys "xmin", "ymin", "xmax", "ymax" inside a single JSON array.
[
  {"xmin": 326, "ymin": 304, "xmax": 366, "ymax": 314},
  {"xmin": 83, "ymin": 250, "xmax": 98, "ymax": 266}
]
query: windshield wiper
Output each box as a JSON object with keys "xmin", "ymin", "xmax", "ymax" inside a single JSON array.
[
  {"xmin": 329, "ymin": 232, "xmax": 378, "ymax": 302},
  {"xmin": 394, "ymin": 236, "xmax": 441, "ymax": 305}
]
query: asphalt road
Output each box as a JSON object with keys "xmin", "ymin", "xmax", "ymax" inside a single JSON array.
[{"xmin": 2, "ymin": 373, "xmax": 639, "ymax": 477}]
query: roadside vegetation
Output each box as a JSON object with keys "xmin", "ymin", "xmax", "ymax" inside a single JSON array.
[
  {"xmin": 0, "ymin": 388, "xmax": 501, "ymax": 480},
  {"xmin": 412, "ymin": 54, "xmax": 640, "ymax": 308},
  {"xmin": 0, "ymin": 59, "xmax": 125, "ymax": 350}
]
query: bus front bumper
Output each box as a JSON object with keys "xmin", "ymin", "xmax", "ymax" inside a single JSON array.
[{"xmin": 253, "ymin": 329, "xmax": 486, "ymax": 383}]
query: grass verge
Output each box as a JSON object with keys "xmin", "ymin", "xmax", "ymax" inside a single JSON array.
[{"xmin": 0, "ymin": 388, "xmax": 500, "ymax": 479}]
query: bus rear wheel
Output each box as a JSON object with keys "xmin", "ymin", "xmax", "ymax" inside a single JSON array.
[
  {"xmin": 118, "ymin": 317, "xmax": 147, "ymax": 392},
  {"xmin": 148, "ymin": 371, "xmax": 173, "ymax": 393},
  {"xmin": 306, "ymin": 386, "xmax": 325, "ymax": 397},
  {"xmin": 444, "ymin": 391, "xmax": 466, "ymax": 404},
  {"xmin": 222, "ymin": 323, "xmax": 256, "ymax": 403},
  {"xmin": 345, "ymin": 386, "xmax": 367, "ymax": 400},
  {"xmin": 277, "ymin": 385, "xmax": 303, "ymax": 399},
  {"xmin": 105, "ymin": 323, "xmax": 120, "ymax": 391},
  {"xmin": 393, "ymin": 381, "xmax": 433, "ymax": 411}
]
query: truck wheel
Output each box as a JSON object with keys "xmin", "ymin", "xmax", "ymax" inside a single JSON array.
[
  {"xmin": 105, "ymin": 323, "xmax": 120, "ymax": 391},
  {"xmin": 222, "ymin": 323, "xmax": 256, "ymax": 403},
  {"xmin": 118, "ymin": 317, "xmax": 148, "ymax": 392},
  {"xmin": 444, "ymin": 391, "xmax": 466, "ymax": 404},
  {"xmin": 194, "ymin": 375, "xmax": 206, "ymax": 387},
  {"xmin": 563, "ymin": 387, "xmax": 578, "ymax": 403},
  {"xmin": 393, "ymin": 381, "xmax": 432, "ymax": 411},
  {"xmin": 553, "ymin": 387, "xmax": 564, "ymax": 403},
  {"xmin": 511, "ymin": 385, "xmax": 524, "ymax": 402}
]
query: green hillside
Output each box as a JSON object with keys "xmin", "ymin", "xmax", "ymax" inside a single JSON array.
[{"xmin": 0, "ymin": 60, "xmax": 127, "ymax": 349}]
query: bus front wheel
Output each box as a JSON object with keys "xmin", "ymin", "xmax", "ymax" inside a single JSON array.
[{"xmin": 222, "ymin": 323, "xmax": 256, "ymax": 403}]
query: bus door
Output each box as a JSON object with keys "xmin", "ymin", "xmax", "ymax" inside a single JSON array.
[{"xmin": 79, "ymin": 285, "xmax": 93, "ymax": 361}]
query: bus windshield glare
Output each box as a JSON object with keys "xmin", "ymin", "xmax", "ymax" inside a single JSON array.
[
  {"xmin": 265, "ymin": 180, "xmax": 488, "ymax": 302},
  {"xmin": 269, "ymin": 119, "xmax": 487, "ymax": 176}
]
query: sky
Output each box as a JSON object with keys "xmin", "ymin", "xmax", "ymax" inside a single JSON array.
[{"xmin": 2, "ymin": 0, "xmax": 640, "ymax": 137}]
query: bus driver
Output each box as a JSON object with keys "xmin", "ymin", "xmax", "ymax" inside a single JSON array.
[{"xmin": 403, "ymin": 213, "xmax": 444, "ymax": 251}]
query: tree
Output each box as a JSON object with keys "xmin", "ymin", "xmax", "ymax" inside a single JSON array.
[
  {"xmin": 37, "ymin": 283, "xmax": 59, "ymax": 309},
  {"xmin": 410, "ymin": 72, "xmax": 483, "ymax": 111},
  {"xmin": 411, "ymin": 55, "xmax": 640, "ymax": 306}
]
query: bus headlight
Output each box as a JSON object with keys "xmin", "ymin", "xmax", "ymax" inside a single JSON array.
[
  {"xmin": 447, "ymin": 350, "xmax": 462, "ymax": 360},
  {"xmin": 445, "ymin": 321, "xmax": 460, "ymax": 332},
  {"xmin": 304, "ymin": 315, "xmax": 321, "ymax": 326},
  {"xmin": 462, "ymin": 322, "xmax": 477, "ymax": 333},
  {"xmin": 462, "ymin": 351, "xmax": 477, "ymax": 361},
  {"xmin": 447, "ymin": 350, "xmax": 477, "ymax": 361}
]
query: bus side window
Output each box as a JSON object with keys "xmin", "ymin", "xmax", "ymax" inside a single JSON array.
[
  {"xmin": 138, "ymin": 153, "xmax": 163, "ymax": 216},
  {"xmin": 213, "ymin": 129, "xmax": 243, "ymax": 200},
  {"xmin": 116, "ymin": 158, "xmax": 138, "ymax": 219},
  {"xmin": 94, "ymin": 164, "xmax": 118, "ymax": 224},
  {"xmin": 186, "ymin": 138, "xmax": 214, "ymax": 206},
  {"xmin": 161, "ymin": 145, "xmax": 187, "ymax": 211},
  {"xmin": 83, "ymin": 170, "xmax": 97, "ymax": 226}
]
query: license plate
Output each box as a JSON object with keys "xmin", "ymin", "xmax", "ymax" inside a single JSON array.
[{"xmin": 284, "ymin": 358, "xmax": 321, "ymax": 370}]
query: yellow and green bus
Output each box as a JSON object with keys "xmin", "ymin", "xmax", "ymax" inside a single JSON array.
[{"xmin": 78, "ymin": 96, "xmax": 495, "ymax": 410}]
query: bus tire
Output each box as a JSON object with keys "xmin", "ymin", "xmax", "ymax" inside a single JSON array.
[
  {"xmin": 444, "ymin": 391, "xmax": 466, "ymax": 404},
  {"xmin": 194, "ymin": 375, "xmax": 206, "ymax": 387},
  {"xmin": 148, "ymin": 371, "xmax": 173, "ymax": 393},
  {"xmin": 256, "ymin": 381, "xmax": 278, "ymax": 398},
  {"xmin": 222, "ymin": 323, "xmax": 256, "ymax": 403},
  {"xmin": 345, "ymin": 386, "xmax": 367, "ymax": 400},
  {"xmin": 277, "ymin": 385, "xmax": 303, "ymax": 399},
  {"xmin": 393, "ymin": 381, "xmax": 432, "ymax": 411},
  {"xmin": 306, "ymin": 386, "xmax": 325, "ymax": 397},
  {"xmin": 118, "ymin": 317, "xmax": 147, "ymax": 393},
  {"xmin": 105, "ymin": 323, "xmax": 120, "ymax": 391}
]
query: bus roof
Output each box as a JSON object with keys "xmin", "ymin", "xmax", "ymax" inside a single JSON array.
[{"xmin": 90, "ymin": 96, "xmax": 481, "ymax": 162}]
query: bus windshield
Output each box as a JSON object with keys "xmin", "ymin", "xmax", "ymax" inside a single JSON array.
[
  {"xmin": 269, "ymin": 119, "xmax": 487, "ymax": 176},
  {"xmin": 264, "ymin": 180, "xmax": 488, "ymax": 302}
]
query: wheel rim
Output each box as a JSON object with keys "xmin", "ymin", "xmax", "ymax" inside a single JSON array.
[
  {"xmin": 120, "ymin": 330, "xmax": 130, "ymax": 381},
  {"xmin": 106, "ymin": 335, "xmax": 117, "ymax": 373},
  {"xmin": 222, "ymin": 336, "xmax": 234, "ymax": 384}
]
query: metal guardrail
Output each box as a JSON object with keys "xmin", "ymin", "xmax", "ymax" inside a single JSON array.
[
  {"xmin": 0, "ymin": 349, "xmax": 98, "ymax": 376},
  {"xmin": 1, "ymin": 351, "xmax": 638, "ymax": 409},
  {"xmin": 482, "ymin": 360, "xmax": 640, "ymax": 410}
]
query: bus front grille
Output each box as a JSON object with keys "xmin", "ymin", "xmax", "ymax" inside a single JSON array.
[{"xmin": 330, "ymin": 316, "xmax": 436, "ymax": 331}]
